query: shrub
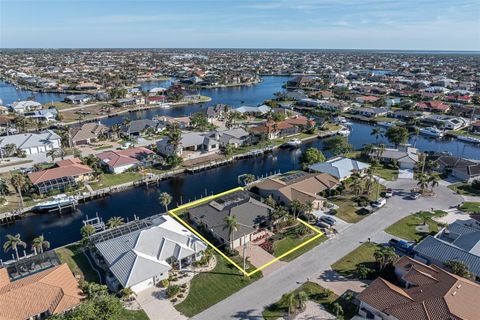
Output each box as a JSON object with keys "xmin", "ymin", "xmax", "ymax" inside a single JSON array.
[
  {"xmin": 181, "ymin": 283, "xmax": 187, "ymax": 289},
  {"xmin": 166, "ymin": 285, "xmax": 180, "ymax": 298},
  {"xmin": 160, "ymin": 279, "xmax": 169, "ymax": 288},
  {"xmin": 178, "ymin": 294, "xmax": 184, "ymax": 298},
  {"xmin": 171, "ymin": 298, "xmax": 177, "ymax": 303}
]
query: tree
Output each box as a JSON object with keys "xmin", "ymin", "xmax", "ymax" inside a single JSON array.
[
  {"xmin": 349, "ymin": 172, "xmax": 364, "ymax": 196},
  {"xmin": 119, "ymin": 287, "xmax": 136, "ymax": 301},
  {"xmin": 3, "ymin": 143, "xmax": 17, "ymax": 157},
  {"xmin": 46, "ymin": 148, "xmax": 58, "ymax": 162},
  {"xmin": 0, "ymin": 178, "xmax": 9, "ymax": 196},
  {"xmin": 166, "ymin": 155, "xmax": 183, "ymax": 168},
  {"xmin": 32, "ymin": 234, "xmax": 50, "ymax": 254},
  {"xmin": 264, "ymin": 195, "xmax": 277, "ymax": 209},
  {"xmin": 374, "ymin": 246, "xmax": 398, "ymax": 270},
  {"xmin": 11, "ymin": 172, "xmax": 28, "ymax": 209},
  {"xmin": 111, "ymin": 124, "xmax": 122, "ymax": 139},
  {"xmin": 371, "ymin": 127, "xmax": 383, "ymax": 144},
  {"xmin": 363, "ymin": 168, "xmax": 375, "ymax": 195},
  {"xmin": 331, "ymin": 302, "xmax": 344, "ymax": 318},
  {"xmin": 223, "ymin": 215, "xmax": 238, "ymax": 247},
  {"xmin": 355, "ymin": 264, "xmax": 372, "ymax": 279},
  {"xmin": 80, "ymin": 224, "xmax": 96, "ymax": 245},
  {"xmin": 285, "ymin": 292, "xmax": 296, "ymax": 315},
  {"xmin": 290, "ymin": 199, "xmax": 303, "ymax": 219},
  {"xmin": 165, "ymin": 123, "xmax": 182, "ymax": 153},
  {"xmin": 223, "ymin": 144, "xmax": 235, "ymax": 158},
  {"xmin": 300, "ymin": 148, "xmax": 325, "ymax": 168},
  {"xmin": 3, "ymin": 233, "xmax": 26, "ymax": 260},
  {"xmin": 445, "ymin": 260, "xmax": 473, "ymax": 279},
  {"xmin": 81, "ymin": 281, "xmax": 109, "ymax": 299},
  {"xmin": 225, "ymin": 111, "xmax": 246, "ymax": 129},
  {"xmin": 322, "ymin": 136, "xmax": 352, "ymax": 156},
  {"xmin": 107, "ymin": 216, "xmax": 124, "ymax": 229},
  {"xmin": 51, "ymin": 291, "xmax": 124, "ymax": 320},
  {"xmin": 295, "ymin": 291, "xmax": 308, "ymax": 311},
  {"xmin": 428, "ymin": 174, "xmax": 440, "ymax": 192},
  {"xmin": 385, "ymin": 126, "xmax": 409, "ymax": 147},
  {"xmin": 241, "ymin": 174, "xmax": 256, "ymax": 185},
  {"xmin": 190, "ymin": 112, "xmax": 211, "ymax": 131},
  {"xmin": 416, "ymin": 173, "xmax": 429, "ymax": 193},
  {"xmin": 158, "ymin": 192, "xmax": 172, "ymax": 212}
]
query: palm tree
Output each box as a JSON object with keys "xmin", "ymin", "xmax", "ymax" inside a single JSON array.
[
  {"xmin": 349, "ymin": 174, "xmax": 363, "ymax": 196},
  {"xmin": 223, "ymin": 215, "xmax": 238, "ymax": 248},
  {"xmin": 111, "ymin": 124, "xmax": 122, "ymax": 139},
  {"xmin": 46, "ymin": 148, "xmax": 58, "ymax": 162},
  {"xmin": 374, "ymin": 246, "xmax": 398, "ymax": 270},
  {"xmin": 295, "ymin": 291, "xmax": 308, "ymax": 311},
  {"xmin": 10, "ymin": 172, "xmax": 27, "ymax": 209},
  {"xmin": 331, "ymin": 302, "xmax": 344, "ymax": 318},
  {"xmin": 241, "ymin": 174, "xmax": 256, "ymax": 185},
  {"xmin": 165, "ymin": 123, "xmax": 182, "ymax": 153},
  {"xmin": 4, "ymin": 234, "xmax": 26, "ymax": 260},
  {"xmin": 285, "ymin": 292, "xmax": 296, "ymax": 315},
  {"xmin": 376, "ymin": 143, "xmax": 386, "ymax": 159},
  {"xmin": 3, "ymin": 143, "xmax": 16, "ymax": 157},
  {"xmin": 363, "ymin": 168, "xmax": 375, "ymax": 195},
  {"xmin": 32, "ymin": 235, "xmax": 50, "ymax": 254},
  {"xmin": 371, "ymin": 127, "xmax": 383, "ymax": 144},
  {"xmin": 428, "ymin": 174, "xmax": 440, "ymax": 193},
  {"xmin": 303, "ymin": 201, "xmax": 314, "ymax": 223},
  {"xmin": 290, "ymin": 199, "xmax": 303, "ymax": 219},
  {"xmin": 158, "ymin": 192, "xmax": 172, "ymax": 212},
  {"xmin": 416, "ymin": 173, "xmax": 429, "ymax": 194},
  {"xmin": 107, "ymin": 216, "xmax": 125, "ymax": 229}
]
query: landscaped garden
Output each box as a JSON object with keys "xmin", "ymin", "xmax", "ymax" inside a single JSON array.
[
  {"xmin": 262, "ymin": 282, "xmax": 357, "ymax": 319},
  {"xmin": 460, "ymin": 202, "xmax": 480, "ymax": 214},
  {"xmin": 385, "ymin": 210, "xmax": 447, "ymax": 242}
]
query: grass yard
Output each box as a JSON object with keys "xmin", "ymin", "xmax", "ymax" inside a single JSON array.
[
  {"xmin": 448, "ymin": 183, "xmax": 480, "ymax": 196},
  {"xmin": 273, "ymin": 231, "xmax": 327, "ymax": 262},
  {"xmin": 175, "ymin": 254, "xmax": 262, "ymax": 317},
  {"xmin": 331, "ymin": 242, "xmax": 380, "ymax": 278},
  {"xmin": 117, "ymin": 309, "xmax": 150, "ymax": 320},
  {"xmin": 90, "ymin": 172, "xmax": 143, "ymax": 189},
  {"xmin": 329, "ymin": 197, "xmax": 362, "ymax": 223},
  {"xmin": 263, "ymin": 282, "xmax": 357, "ymax": 319},
  {"xmin": 460, "ymin": 202, "xmax": 480, "ymax": 214},
  {"xmin": 385, "ymin": 210, "xmax": 447, "ymax": 242},
  {"xmin": 94, "ymin": 144, "xmax": 114, "ymax": 151},
  {"xmin": 371, "ymin": 165, "xmax": 398, "ymax": 181},
  {"xmin": 55, "ymin": 244, "xmax": 100, "ymax": 283}
]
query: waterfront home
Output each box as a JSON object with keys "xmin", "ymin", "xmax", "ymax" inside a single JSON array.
[
  {"xmin": 96, "ymin": 147, "xmax": 156, "ymax": 173},
  {"xmin": 255, "ymin": 171, "xmax": 339, "ymax": 209},
  {"xmin": 351, "ymin": 107, "xmax": 388, "ymax": 118},
  {"xmin": 389, "ymin": 110, "xmax": 424, "ymax": 121},
  {"xmin": 0, "ymin": 130, "xmax": 61, "ymax": 156},
  {"xmin": 217, "ymin": 128, "xmax": 251, "ymax": 147},
  {"xmin": 416, "ymin": 100, "xmax": 451, "ymax": 113},
  {"xmin": 28, "ymin": 158, "xmax": 93, "ymax": 194},
  {"xmin": 205, "ymin": 104, "xmax": 231, "ymax": 122},
  {"xmin": 8, "ymin": 100, "xmax": 42, "ymax": 114},
  {"xmin": 75, "ymin": 81, "xmax": 102, "ymax": 90},
  {"xmin": 156, "ymin": 132, "xmax": 220, "ymax": 158},
  {"xmin": 94, "ymin": 215, "xmax": 207, "ymax": 294},
  {"xmin": 24, "ymin": 108, "xmax": 58, "ymax": 122},
  {"xmin": 122, "ymin": 119, "xmax": 165, "ymax": 137},
  {"xmin": 432, "ymin": 155, "xmax": 480, "ymax": 183},
  {"xmin": 299, "ymin": 98, "xmax": 350, "ymax": 112},
  {"xmin": 0, "ymin": 263, "xmax": 83, "ymax": 320},
  {"xmin": 64, "ymin": 94, "xmax": 92, "ymax": 104},
  {"xmin": 188, "ymin": 190, "xmax": 273, "ymax": 249},
  {"xmin": 250, "ymin": 116, "xmax": 314, "ymax": 140},
  {"xmin": 357, "ymin": 256, "xmax": 480, "ymax": 320},
  {"xmin": 236, "ymin": 105, "xmax": 271, "ymax": 115},
  {"xmin": 154, "ymin": 115, "xmax": 190, "ymax": 129},
  {"xmin": 414, "ymin": 219, "xmax": 480, "ymax": 282},
  {"xmin": 422, "ymin": 115, "xmax": 469, "ymax": 130},
  {"xmin": 308, "ymin": 157, "xmax": 370, "ymax": 181},
  {"xmin": 69, "ymin": 122, "xmax": 110, "ymax": 146},
  {"xmin": 371, "ymin": 145, "xmax": 419, "ymax": 169},
  {"xmin": 145, "ymin": 96, "xmax": 167, "ymax": 105}
]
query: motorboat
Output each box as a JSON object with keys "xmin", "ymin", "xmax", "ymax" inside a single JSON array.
[
  {"xmin": 457, "ymin": 135, "xmax": 480, "ymax": 144},
  {"xmin": 377, "ymin": 121, "xmax": 395, "ymax": 128},
  {"xmin": 284, "ymin": 138, "xmax": 302, "ymax": 148},
  {"xmin": 35, "ymin": 194, "xmax": 78, "ymax": 211},
  {"xmin": 419, "ymin": 127, "xmax": 444, "ymax": 138},
  {"xmin": 337, "ymin": 126, "xmax": 351, "ymax": 136},
  {"xmin": 334, "ymin": 116, "xmax": 352, "ymax": 126},
  {"xmin": 159, "ymin": 103, "xmax": 171, "ymax": 108}
]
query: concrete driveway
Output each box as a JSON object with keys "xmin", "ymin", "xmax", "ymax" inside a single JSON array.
[
  {"xmin": 191, "ymin": 179, "xmax": 463, "ymax": 320},
  {"xmin": 136, "ymin": 286, "xmax": 187, "ymax": 320},
  {"xmin": 237, "ymin": 244, "xmax": 287, "ymax": 276}
]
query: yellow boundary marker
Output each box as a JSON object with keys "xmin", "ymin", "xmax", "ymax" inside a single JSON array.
[{"xmin": 168, "ymin": 187, "xmax": 324, "ymax": 277}]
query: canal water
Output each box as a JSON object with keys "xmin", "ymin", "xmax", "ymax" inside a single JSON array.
[
  {"xmin": 1, "ymin": 77, "xmax": 479, "ymax": 261},
  {"xmin": 0, "ymin": 80, "xmax": 69, "ymax": 105}
]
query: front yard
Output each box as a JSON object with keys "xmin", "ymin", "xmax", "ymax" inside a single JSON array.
[
  {"xmin": 448, "ymin": 182, "xmax": 480, "ymax": 196},
  {"xmin": 272, "ymin": 225, "xmax": 327, "ymax": 262},
  {"xmin": 385, "ymin": 210, "xmax": 447, "ymax": 242},
  {"xmin": 175, "ymin": 254, "xmax": 262, "ymax": 317},
  {"xmin": 460, "ymin": 202, "xmax": 480, "ymax": 214},
  {"xmin": 370, "ymin": 165, "xmax": 398, "ymax": 181},
  {"xmin": 263, "ymin": 282, "xmax": 357, "ymax": 319},
  {"xmin": 331, "ymin": 242, "xmax": 381, "ymax": 278}
]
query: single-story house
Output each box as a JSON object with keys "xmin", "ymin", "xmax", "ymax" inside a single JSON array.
[
  {"xmin": 122, "ymin": 119, "xmax": 165, "ymax": 136},
  {"xmin": 8, "ymin": 101, "xmax": 42, "ymax": 114},
  {"xmin": 188, "ymin": 190, "xmax": 273, "ymax": 249},
  {"xmin": 217, "ymin": 128, "xmax": 251, "ymax": 147},
  {"xmin": 94, "ymin": 215, "xmax": 207, "ymax": 294},
  {"xmin": 205, "ymin": 104, "xmax": 231, "ymax": 122},
  {"xmin": 24, "ymin": 109, "xmax": 58, "ymax": 122},
  {"xmin": 155, "ymin": 116, "xmax": 190, "ymax": 129},
  {"xmin": 255, "ymin": 171, "xmax": 339, "ymax": 209},
  {"xmin": 433, "ymin": 155, "xmax": 480, "ymax": 182},
  {"xmin": 69, "ymin": 122, "xmax": 110, "ymax": 146},
  {"xmin": 28, "ymin": 158, "xmax": 93, "ymax": 194},
  {"xmin": 0, "ymin": 263, "xmax": 83, "ymax": 320},
  {"xmin": 64, "ymin": 94, "xmax": 92, "ymax": 104},
  {"xmin": 0, "ymin": 130, "xmax": 61, "ymax": 156},
  {"xmin": 308, "ymin": 157, "xmax": 370, "ymax": 181},
  {"xmin": 355, "ymin": 96, "xmax": 380, "ymax": 104},
  {"xmin": 236, "ymin": 105, "xmax": 271, "ymax": 115},
  {"xmin": 371, "ymin": 145, "xmax": 419, "ymax": 169},
  {"xmin": 416, "ymin": 101, "xmax": 451, "ymax": 113},
  {"xmin": 357, "ymin": 256, "xmax": 480, "ymax": 320},
  {"xmin": 156, "ymin": 132, "xmax": 220, "ymax": 157},
  {"xmin": 351, "ymin": 107, "xmax": 388, "ymax": 118},
  {"xmin": 250, "ymin": 116, "xmax": 314, "ymax": 140},
  {"xmin": 96, "ymin": 147, "xmax": 156, "ymax": 173}
]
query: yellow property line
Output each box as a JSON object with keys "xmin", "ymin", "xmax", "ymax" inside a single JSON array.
[{"xmin": 168, "ymin": 187, "xmax": 324, "ymax": 277}]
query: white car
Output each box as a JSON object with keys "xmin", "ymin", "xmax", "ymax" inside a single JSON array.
[{"xmin": 371, "ymin": 198, "xmax": 386, "ymax": 208}]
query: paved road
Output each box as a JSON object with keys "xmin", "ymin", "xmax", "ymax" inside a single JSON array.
[{"xmin": 191, "ymin": 179, "xmax": 463, "ymax": 320}]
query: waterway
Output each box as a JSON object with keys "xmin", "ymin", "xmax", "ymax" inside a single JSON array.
[{"xmin": 0, "ymin": 77, "xmax": 479, "ymax": 261}]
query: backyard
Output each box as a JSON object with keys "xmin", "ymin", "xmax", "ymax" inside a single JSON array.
[
  {"xmin": 55, "ymin": 244, "xmax": 100, "ymax": 283},
  {"xmin": 175, "ymin": 254, "xmax": 262, "ymax": 317},
  {"xmin": 331, "ymin": 242, "xmax": 381, "ymax": 278},
  {"xmin": 385, "ymin": 210, "xmax": 447, "ymax": 242},
  {"xmin": 263, "ymin": 281, "xmax": 357, "ymax": 319},
  {"xmin": 89, "ymin": 172, "xmax": 143, "ymax": 190}
]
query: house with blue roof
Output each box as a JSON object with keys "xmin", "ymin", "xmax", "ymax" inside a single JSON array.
[{"xmin": 307, "ymin": 157, "xmax": 370, "ymax": 181}]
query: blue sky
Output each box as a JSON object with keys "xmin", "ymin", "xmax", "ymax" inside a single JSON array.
[{"xmin": 1, "ymin": 0, "xmax": 479, "ymax": 50}]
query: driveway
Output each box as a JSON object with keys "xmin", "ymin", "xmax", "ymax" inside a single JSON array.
[
  {"xmin": 398, "ymin": 169, "xmax": 414, "ymax": 179},
  {"xmin": 191, "ymin": 180, "xmax": 463, "ymax": 320},
  {"xmin": 237, "ymin": 244, "xmax": 287, "ymax": 276},
  {"xmin": 136, "ymin": 286, "xmax": 187, "ymax": 320}
]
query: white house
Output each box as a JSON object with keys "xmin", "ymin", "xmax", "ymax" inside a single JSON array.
[
  {"xmin": 94, "ymin": 215, "xmax": 207, "ymax": 293},
  {"xmin": 0, "ymin": 130, "xmax": 61, "ymax": 156},
  {"xmin": 8, "ymin": 101, "xmax": 42, "ymax": 114},
  {"xmin": 308, "ymin": 157, "xmax": 370, "ymax": 181}
]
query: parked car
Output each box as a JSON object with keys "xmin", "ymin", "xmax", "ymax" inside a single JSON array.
[
  {"xmin": 315, "ymin": 221, "xmax": 331, "ymax": 228},
  {"xmin": 388, "ymin": 238, "xmax": 415, "ymax": 254},
  {"xmin": 384, "ymin": 188, "xmax": 394, "ymax": 198},
  {"xmin": 409, "ymin": 192, "xmax": 421, "ymax": 200},
  {"xmin": 371, "ymin": 197, "xmax": 386, "ymax": 208},
  {"xmin": 319, "ymin": 215, "xmax": 336, "ymax": 226},
  {"xmin": 120, "ymin": 142, "xmax": 133, "ymax": 150}
]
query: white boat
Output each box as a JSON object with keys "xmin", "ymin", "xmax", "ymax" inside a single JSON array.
[
  {"xmin": 377, "ymin": 121, "xmax": 395, "ymax": 128},
  {"xmin": 159, "ymin": 103, "xmax": 171, "ymax": 109},
  {"xmin": 35, "ymin": 194, "xmax": 78, "ymax": 211},
  {"xmin": 334, "ymin": 116, "xmax": 352, "ymax": 126},
  {"xmin": 337, "ymin": 126, "xmax": 351, "ymax": 136},
  {"xmin": 457, "ymin": 135, "xmax": 480, "ymax": 144},
  {"xmin": 419, "ymin": 127, "xmax": 444, "ymax": 138},
  {"xmin": 284, "ymin": 138, "xmax": 302, "ymax": 148}
]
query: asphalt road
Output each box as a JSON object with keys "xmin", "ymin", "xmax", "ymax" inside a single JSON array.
[{"xmin": 191, "ymin": 179, "xmax": 463, "ymax": 320}]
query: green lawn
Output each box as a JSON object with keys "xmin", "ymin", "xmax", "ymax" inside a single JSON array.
[
  {"xmin": 94, "ymin": 144, "xmax": 114, "ymax": 151},
  {"xmin": 329, "ymin": 197, "xmax": 362, "ymax": 223},
  {"xmin": 460, "ymin": 202, "xmax": 480, "ymax": 214},
  {"xmin": 448, "ymin": 183, "xmax": 480, "ymax": 196},
  {"xmin": 385, "ymin": 210, "xmax": 447, "ymax": 242},
  {"xmin": 55, "ymin": 244, "xmax": 100, "ymax": 283},
  {"xmin": 371, "ymin": 165, "xmax": 398, "ymax": 181},
  {"xmin": 118, "ymin": 309, "xmax": 150, "ymax": 320},
  {"xmin": 273, "ymin": 232, "xmax": 327, "ymax": 262},
  {"xmin": 331, "ymin": 242, "xmax": 380, "ymax": 278},
  {"xmin": 263, "ymin": 282, "xmax": 357, "ymax": 319},
  {"xmin": 90, "ymin": 172, "xmax": 143, "ymax": 189},
  {"xmin": 175, "ymin": 254, "xmax": 262, "ymax": 317}
]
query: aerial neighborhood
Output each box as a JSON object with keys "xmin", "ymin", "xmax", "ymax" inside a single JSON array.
[{"xmin": 0, "ymin": 49, "xmax": 479, "ymax": 320}]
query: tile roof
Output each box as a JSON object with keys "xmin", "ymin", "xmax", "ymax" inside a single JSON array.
[
  {"xmin": 0, "ymin": 264, "xmax": 82, "ymax": 320},
  {"xmin": 28, "ymin": 158, "xmax": 93, "ymax": 185},
  {"xmin": 96, "ymin": 147, "xmax": 154, "ymax": 169}
]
